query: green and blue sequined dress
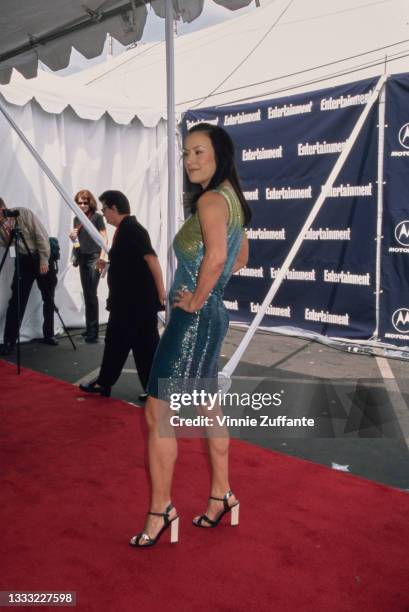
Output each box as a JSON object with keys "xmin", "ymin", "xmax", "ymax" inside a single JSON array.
[{"xmin": 147, "ymin": 185, "xmax": 245, "ymax": 400}]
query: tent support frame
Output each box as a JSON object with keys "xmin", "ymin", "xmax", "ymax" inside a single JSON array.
[
  {"xmin": 165, "ymin": 0, "xmax": 178, "ymax": 305},
  {"xmin": 373, "ymin": 76, "xmax": 387, "ymax": 339}
]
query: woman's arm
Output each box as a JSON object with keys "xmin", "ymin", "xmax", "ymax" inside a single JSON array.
[
  {"xmin": 99, "ymin": 229, "xmax": 108, "ymax": 259},
  {"xmin": 232, "ymin": 233, "xmax": 249, "ymax": 273},
  {"xmin": 144, "ymin": 254, "xmax": 167, "ymax": 306},
  {"xmin": 69, "ymin": 218, "xmax": 78, "ymax": 242},
  {"xmin": 174, "ymin": 191, "xmax": 228, "ymax": 313}
]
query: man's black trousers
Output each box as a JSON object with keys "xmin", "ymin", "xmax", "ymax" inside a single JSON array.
[
  {"xmin": 97, "ymin": 311, "xmax": 159, "ymax": 391},
  {"xmin": 3, "ymin": 253, "xmax": 57, "ymax": 345}
]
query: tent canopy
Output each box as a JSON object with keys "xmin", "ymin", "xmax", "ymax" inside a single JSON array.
[
  {"xmin": 0, "ymin": 69, "xmax": 164, "ymax": 127},
  {"xmin": 2, "ymin": 1, "xmax": 408, "ymax": 126},
  {"xmin": 66, "ymin": 0, "xmax": 409, "ymax": 111},
  {"xmin": 0, "ymin": 0, "xmax": 252, "ymax": 83}
]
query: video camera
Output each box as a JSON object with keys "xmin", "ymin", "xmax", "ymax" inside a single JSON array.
[
  {"xmin": 2, "ymin": 208, "xmax": 20, "ymax": 219},
  {"xmin": 2, "ymin": 209, "xmax": 20, "ymax": 218}
]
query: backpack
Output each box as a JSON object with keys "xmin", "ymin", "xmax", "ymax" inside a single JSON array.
[{"xmin": 49, "ymin": 237, "xmax": 60, "ymax": 261}]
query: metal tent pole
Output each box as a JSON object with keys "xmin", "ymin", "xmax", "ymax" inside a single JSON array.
[
  {"xmin": 165, "ymin": 0, "xmax": 177, "ymax": 308},
  {"xmin": 373, "ymin": 76, "xmax": 387, "ymax": 340}
]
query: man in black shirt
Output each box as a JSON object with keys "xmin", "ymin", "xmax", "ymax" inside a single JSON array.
[{"xmin": 79, "ymin": 190, "xmax": 165, "ymax": 401}]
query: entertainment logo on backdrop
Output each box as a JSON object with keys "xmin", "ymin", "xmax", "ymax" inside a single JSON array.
[
  {"xmin": 305, "ymin": 308, "xmax": 350, "ymax": 326},
  {"xmin": 320, "ymin": 90, "xmax": 373, "ymax": 111},
  {"xmin": 185, "ymin": 117, "xmax": 219, "ymax": 130},
  {"xmin": 243, "ymin": 188, "xmax": 259, "ymax": 201},
  {"xmin": 323, "ymin": 270, "xmax": 371, "ymax": 285},
  {"xmin": 246, "ymin": 228, "xmax": 286, "ymax": 240},
  {"xmin": 267, "ymin": 101, "xmax": 313, "ymax": 119},
  {"xmin": 304, "ymin": 227, "xmax": 351, "ymax": 240},
  {"xmin": 388, "ymin": 220, "xmax": 409, "ymax": 253},
  {"xmin": 235, "ymin": 266, "xmax": 264, "ymax": 278},
  {"xmin": 242, "ymin": 146, "xmax": 283, "ymax": 161},
  {"xmin": 390, "ymin": 123, "xmax": 409, "ymax": 157},
  {"xmin": 250, "ymin": 303, "xmax": 291, "ymax": 318},
  {"xmin": 224, "ymin": 300, "xmax": 239, "ymax": 311},
  {"xmin": 265, "ymin": 186, "xmax": 313, "ymax": 200},
  {"xmin": 270, "ymin": 267, "xmax": 316, "ymax": 281},
  {"xmin": 298, "ymin": 140, "xmax": 346, "ymax": 156},
  {"xmin": 324, "ymin": 183, "xmax": 373, "ymax": 197},
  {"xmin": 223, "ymin": 110, "xmax": 262, "ymax": 126},
  {"xmin": 384, "ymin": 308, "xmax": 409, "ymax": 340}
]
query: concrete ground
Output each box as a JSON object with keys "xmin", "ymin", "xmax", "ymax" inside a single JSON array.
[{"xmin": 3, "ymin": 324, "xmax": 409, "ymax": 491}]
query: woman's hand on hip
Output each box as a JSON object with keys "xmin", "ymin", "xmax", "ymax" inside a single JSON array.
[{"xmin": 173, "ymin": 290, "xmax": 199, "ymax": 313}]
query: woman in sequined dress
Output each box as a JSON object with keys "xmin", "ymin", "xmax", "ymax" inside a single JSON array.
[{"xmin": 129, "ymin": 123, "xmax": 252, "ymax": 548}]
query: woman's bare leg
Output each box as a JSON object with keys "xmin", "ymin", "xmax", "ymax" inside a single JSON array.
[
  {"xmin": 193, "ymin": 404, "xmax": 237, "ymax": 524},
  {"xmin": 138, "ymin": 396, "xmax": 178, "ymax": 541}
]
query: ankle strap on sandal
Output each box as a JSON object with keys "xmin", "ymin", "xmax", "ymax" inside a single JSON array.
[
  {"xmin": 209, "ymin": 491, "xmax": 234, "ymax": 511},
  {"xmin": 148, "ymin": 503, "xmax": 174, "ymax": 526}
]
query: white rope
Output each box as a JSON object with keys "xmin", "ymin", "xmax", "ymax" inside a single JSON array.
[{"xmin": 221, "ymin": 73, "xmax": 387, "ymax": 380}]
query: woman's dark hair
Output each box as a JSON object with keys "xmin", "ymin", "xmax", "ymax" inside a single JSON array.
[
  {"xmin": 185, "ymin": 123, "xmax": 252, "ymax": 226},
  {"xmin": 99, "ymin": 190, "xmax": 131, "ymax": 215},
  {"xmin": 74, "ymin": 189, "xmax": 98, "ymax": 214}
]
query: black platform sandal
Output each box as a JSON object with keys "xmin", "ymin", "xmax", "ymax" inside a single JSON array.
[
  {"xmin": 129, "ymin": 503, "xmax": 179, "ymax": 547},
  {"xmin": 193, "ymin": 491, "xmax": 240, "ymax": 528}
]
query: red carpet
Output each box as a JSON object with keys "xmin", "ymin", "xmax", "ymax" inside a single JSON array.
[{"xmin": 1, "ymin": 360, "xmax": 409, "ymax": 612}]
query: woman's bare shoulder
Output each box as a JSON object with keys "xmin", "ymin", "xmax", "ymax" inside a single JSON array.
[{"xmin": 198, "ymin": 186, "xmax": 232, "ymax": 210}]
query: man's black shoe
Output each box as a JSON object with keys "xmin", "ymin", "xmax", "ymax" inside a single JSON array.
[
  {"xmin": 84, "ymin": 336, "xmax": 99, "ymax": 344},
  {"xmin": 138, "ymin": 393, "xmax": 148, "ymax": 402},
  {"xmin": 81, "ymin": 330, "xmax": 88, "ymax": 337},
  {"xmin": 79, "ymin": 381, "xmax": 111, "ymax": 397},
  {"xmin": 0, "ymin": 342, "xmax": 15, "ymax": 356},
  {"xmin": 42, "ymin": 337, "xmax": 59, "ymax": 346}
]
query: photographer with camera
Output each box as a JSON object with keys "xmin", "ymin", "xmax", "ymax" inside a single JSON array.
[{"xmin": 0, "ymin": 197, "xmax": 58, "ymax": 356}]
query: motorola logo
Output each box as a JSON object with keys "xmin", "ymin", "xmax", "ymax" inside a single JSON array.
[
  {"xmin": 398, "ymin": 124, "xmax": 409, "ymax": 149},
  {"xmin": 395, "ymin": 221, "xmax": 409, "ymax": 246},
  {"xmin": 392, "ymin": 308, "xmax": 409, "ymax": 333}
]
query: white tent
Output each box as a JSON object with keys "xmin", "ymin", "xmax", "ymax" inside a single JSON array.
[
  {"xmin": 0, "ymin": 0, "xmax": 251, "ymax": 343},
  {"xmin": 68, "ymin": 0, "xmax": 409, "ymax": 110},
  {"xmin": 0, "ymin": 69, "xmax": 165, "ymax": 126},
  {"xmin": 0, "ymin": 70, "xmax": 170, "ymax": 340},
  {"xmin": 0, "ymin": 0, "xmax": 253, "ymax": 83}
]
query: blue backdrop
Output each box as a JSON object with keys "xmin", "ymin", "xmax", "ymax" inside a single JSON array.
[{"xmin": 183, "ymin": 74, "xmax": 409, "ymax": 348}]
